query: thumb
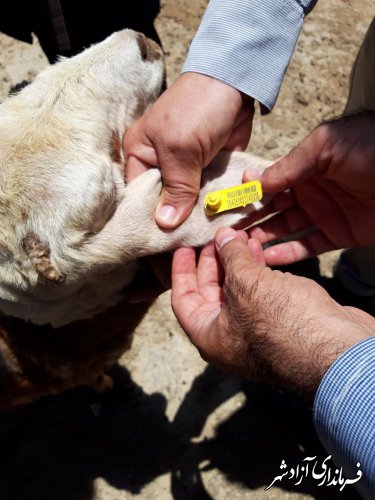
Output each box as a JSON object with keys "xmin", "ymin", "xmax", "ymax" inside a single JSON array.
[
  {"xmin": 251, "ymin": 125, "xmax": 328, "ymax": 194},
  {"xmin": 156, "ymin": 159, "xmax": 202, "ymax": 229},
  {"xmin": 215, "ymin": 228, "xmax": 258, "ymax": 275}
]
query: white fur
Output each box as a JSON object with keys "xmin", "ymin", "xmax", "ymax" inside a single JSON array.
[{"xmin": 0, "ymin": 30, "xmax": 271, "ymax": 327}]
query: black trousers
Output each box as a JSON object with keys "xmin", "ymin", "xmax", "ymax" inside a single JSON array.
[{"xmin": 1, "ymin": 0, "xmax": 161, "ymax": 63}]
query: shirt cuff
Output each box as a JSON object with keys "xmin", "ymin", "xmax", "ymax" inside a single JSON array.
[
  {"xmin": 313, "ymin": 337, "xmax": 375, "ymax": 499},
  {"xmin": 182, "ymin": 0, "xmax": 313, "ymax": 111}
]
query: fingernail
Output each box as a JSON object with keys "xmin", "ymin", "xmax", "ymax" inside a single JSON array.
[
  {"xmin": 215, "ymin": 228, "xmax": 238, "ymax": 249},
  {"xmin": 156, "ymin": 204, "xmax": 177, "ymax": 225},
  {"xmin": 243, "ymin": 167, "xmax": 261, "ymax": 181}
]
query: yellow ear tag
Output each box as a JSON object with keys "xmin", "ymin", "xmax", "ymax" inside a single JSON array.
[{"xmin": 204, "ymin": 180, "xmax": 263, "ymax": 216}]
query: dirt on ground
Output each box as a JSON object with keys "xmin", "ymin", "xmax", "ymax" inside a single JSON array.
[{"xmin": 0, "ymin": 1, "xmax": 373, "ymax": 499}]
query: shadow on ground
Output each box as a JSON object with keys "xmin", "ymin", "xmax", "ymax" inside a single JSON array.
[{"xmin": 0, "ymin": 259, "xmax": 363, "ymax": 500}]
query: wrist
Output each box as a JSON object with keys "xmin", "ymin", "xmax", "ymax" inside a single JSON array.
[
  {"xmin": 279, "ymin": 323, "xmax": 371, "ymax": 400},
  {"xmin": 179, "ymin": 71, "xmax": 250, "ymax": 114}
]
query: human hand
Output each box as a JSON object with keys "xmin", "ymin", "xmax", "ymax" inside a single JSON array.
[
  {"xmin": 172, "ymin": 227, "xmax": 374, "ymax": 397},
  {"xmin": 245, "ymin": 112, "xmax": 375, "ymax": 265},
  {"xmin": 124, "ymin": 72, "xmax": 253, "ymax": 228}
]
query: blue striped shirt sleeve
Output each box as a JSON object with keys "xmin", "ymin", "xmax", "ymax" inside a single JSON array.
[
  {"xmin": 182, "ymin": 0, "xmax": 317, "ymax": 111},
  {"xmin": 313, "ymin": 337, "xmax": 375, "ymax": 499}
]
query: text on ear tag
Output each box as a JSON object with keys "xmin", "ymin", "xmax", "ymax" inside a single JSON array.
[{"xmin": 204, "ymin": 180, "xmax": 263, "ymax": 216}]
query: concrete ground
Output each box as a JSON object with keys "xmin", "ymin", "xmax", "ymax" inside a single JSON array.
[{"xmin": 0, "ymin": 1, "xmax": 373, "ymax": 499}]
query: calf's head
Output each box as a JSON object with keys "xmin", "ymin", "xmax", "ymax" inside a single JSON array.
[{"xmin": 0, "ymin": 30, "xmax": 270, "ymax": 327}]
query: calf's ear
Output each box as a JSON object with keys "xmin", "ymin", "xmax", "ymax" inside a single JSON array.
[
  {"xmin": 22, "ymin": 234, "xmax": 65, "ymax": 283},
  {"xmin": 83, "ymin": 151, "xmax": 272, "ymax": 263}
]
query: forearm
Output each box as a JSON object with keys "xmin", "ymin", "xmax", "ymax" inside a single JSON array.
[
  {"xmin": 182, "ymin": 0, "xmax": 318, "ymax": 111},
  {"xmin": 313, "ymin": 337, "xmax": 375, "ymax": 499}
]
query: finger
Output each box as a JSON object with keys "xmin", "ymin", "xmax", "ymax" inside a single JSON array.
[
  {"xmin": 242, "ymin": 165, "xmax": 262, "ymax": 182},
  {"xmin": 215, "ymin": 227, "xmax": 257, "ymax": 274},
  {"xmin": 242, "ymin": 156, "xmax": 283, "ymax": 184},
  {"xmin": 155, "ymin": 159, "xmax": 202, "ymax": 229},
  {"xmin": 123, "ymin": 123, "xmax": 160, "ymax": 182},
  {"xmin": 172, "ymin": 247, "xmax": 208, "ymax": 327},
  {"xmin": 196, "ymin": 242, "xmax": 223, "ymax": 302},
  {"xmin": 236, "ymin": 190, "xmax": 297, "ymax": 232},
  {"xmin": 172, "ymin": 247, "xmax": 221, "ymax": 341},
  {"xmin": 252, "ymin": 125, "xmax": 329, "ymax": 194},
  {"xmin": 263, "ymin": 230, "xmax": 335, "ymax": 266},
  {"xmin": 125, "ymin": 155, "xmax": 149, "ymax": 183},
  {"xmin": 247, "ymin": 237, "xmax": 266, "ymax": 266},
  {"xmin": 171, "ymin": 247, "xmax": 198, "ymax": 300},
  {"xmin": 237, "ymin": 230, "xmax": 249, "ymax": 243},
  {"xmin": 196, "ymin": 230, "xmax": 248, "ymax": 300},
  {"xmin": 249, "ymin": 207, "xmax": 313, "ymax": 244}
]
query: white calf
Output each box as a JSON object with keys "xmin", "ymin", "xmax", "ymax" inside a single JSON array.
[{"xmin": 0, "ymin": 29, "xmax": 270, "ymax": 328}]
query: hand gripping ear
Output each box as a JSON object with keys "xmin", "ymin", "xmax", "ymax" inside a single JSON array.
[
  {"xmin": 84, "ymin": 151, "xmax": 272, "ymax": 265},
  {"xmin": 22, "ymin": 234, "xmax": 65, "ymax": 283}
]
